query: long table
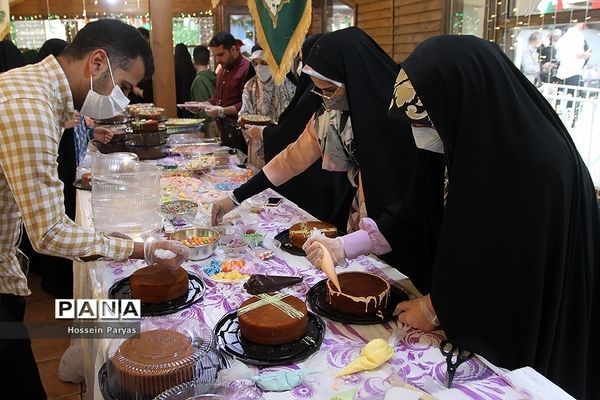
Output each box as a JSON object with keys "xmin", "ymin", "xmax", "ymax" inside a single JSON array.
[{"xmin": 72, "ymin": 160, "xmax": 525, "ymax": 400}]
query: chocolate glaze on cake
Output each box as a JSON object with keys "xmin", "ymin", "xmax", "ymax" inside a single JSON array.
[
  {"xmin": 238, "ymin": 294, "xmax": 308, "ymax": 345},
  {"xmin": 130, "ymin": 265, "xmax": 189, "ymax": 304},
  {"xmin": 110, "ymin": 329, "xmax": 196, "ymax": 398},
  {"xmin": 288, "ymin": 221, "xmax": 337, "ymax": 249},
  {"xmin": 327, "ymin": 272, "xmax": 390, "ymax": 314}
]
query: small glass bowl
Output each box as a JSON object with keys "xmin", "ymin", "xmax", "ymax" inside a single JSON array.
[
  {"xmin": 252, "ymin": 238, "xmax": 281, "ymax": 261},
  {"xmin": 216, "ymin": 234, "xmax": 248, "ymax": 257}
]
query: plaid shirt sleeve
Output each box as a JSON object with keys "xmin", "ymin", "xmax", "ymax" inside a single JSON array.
[{"xmin": 0, "ymin": 98, "xmax": 134, "ymax": 262}]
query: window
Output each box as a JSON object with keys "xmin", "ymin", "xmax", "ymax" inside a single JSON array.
[
  {"xmin": 172, "ymin": 16, "xmax": 214, "ymax": 46},
  {"xmin": 327, "ymin": 0, "xmax": 354, "ymax": 32},
  {"xmin": 449, "ymin": 0, "xmax": 600, "ymax": 187},
  {"xmin": 229, "ymin": 14, "xmax": 256, "ymax": 56}
]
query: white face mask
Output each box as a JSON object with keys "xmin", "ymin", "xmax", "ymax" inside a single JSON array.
[
  {"xmin": 412, "ymin": 126, "xmax": 444, "ymax": 154},
  {"xmin": 296, "ymin": 61, "xmax": 303, "ymax": 77},
  {"xmin": 80, "ymin": 57, "xmax": 130, "ymax": 120},
  {"xmin": 255, "ymin": 64, "xmax": 272, "ymax": 83}
]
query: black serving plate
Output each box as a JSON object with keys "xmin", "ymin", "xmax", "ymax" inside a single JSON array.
[
  {"xmin": 306, "ymin": 278, "xmax": 408, "ymax": 325},
  {"xmin": 108, "ymin": 273, "xmax": 205, "ymax": 316},
  {"xmin": 213, "ymin": 310, "xmax": 325, "ymax": 366},
  {"xmin": 98, "ymin": 363, "xmax": 118, "ymax": 400},
  {"xmin": 274, "ymin": 229, "xmax": 306, "ymax": 257},
  {"xmin": 73, "ymin": 179, "xmax": 91, "ymax": 191}
]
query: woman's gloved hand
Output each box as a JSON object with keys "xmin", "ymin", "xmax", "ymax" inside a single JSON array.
[
  {"xmin": 303, "ymin": 234, "xmax": 346, "ymax": 269},
  {"xmin": 394, "ymin": 295, "xmax": 439, "ymax": 332},
  {"xmin": 210, "ymin": 196, "xmax": 237, "ymax": 225},
  {"xmin": 144, "ymin": 238, "xmax": 190, "ymax": 270}
]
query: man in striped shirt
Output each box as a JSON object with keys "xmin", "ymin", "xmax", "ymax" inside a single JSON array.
[{"xmin": 0, "ymin": 20, "xmax": 187, "ymax": 398}]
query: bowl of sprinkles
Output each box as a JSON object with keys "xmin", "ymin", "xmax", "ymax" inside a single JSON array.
[
  {"xmin": 160, "ymin": 200, "xmax": 199, "ymax": 225},
  {"xmin": 170, "ymin": 227, "xmax": 220, "ymax": 260}
]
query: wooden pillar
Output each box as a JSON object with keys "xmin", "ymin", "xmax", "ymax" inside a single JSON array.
[{"xmin": 149, "ymin": 0, "xmax": 177, "ymax": 117}]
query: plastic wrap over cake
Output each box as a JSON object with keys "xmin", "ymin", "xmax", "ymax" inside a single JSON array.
[{"xmin": 105, "ymin": 318, "xmax": 221, "ymax": 400}]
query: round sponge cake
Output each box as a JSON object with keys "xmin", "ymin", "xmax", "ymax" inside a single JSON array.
[
  {"xmin": 130, "ymin": 265, "xmax": 189, "ymax": 304},
  {"xmin": 238, "ymin": 294, "xmax": 308, "ymax": 345},
  {"xmin": 288, "ymin": 221, "xmax": 337, "ymax": 249},
  {"xmin": 327, "ymin": 271, "xmax": 390, "ymax": 314}
]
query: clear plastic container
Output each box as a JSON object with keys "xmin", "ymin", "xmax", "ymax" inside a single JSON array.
[
  {"xmin": 105, "ymin": 319, "xmax": 222, "ymax": 400},
  {"xmin": 91, "ymin": 154, "xmax": 161, "ymax": 239}
]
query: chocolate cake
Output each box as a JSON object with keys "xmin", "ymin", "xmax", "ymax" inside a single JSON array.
[
  {"xmin": 129, "ymin": 265, "xmax": 189, "ymax": 304},
  {"xmin": 327, "ymin": 272, "xmax": 390, "ymax": 315},
  {"xmin": 131, "ymin": 119, "xmax": 159, "ymax": 133},
  {"xmin": 109, "ymin": 329, "xmax": 196, "ymax": 398},
  {"xmin": 81, "ymin": 173, "xmax": 92, "ymax": 189},
  {"xmin": 288, "ymin": 221, "xmax": 337, "ymax": 249},
  {"xmin": 237, "ymin": 294, "xmax": 308, "ymax": 345}
]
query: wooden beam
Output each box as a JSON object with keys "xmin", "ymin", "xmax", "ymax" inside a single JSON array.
[
  {"xmin": 10, "ymin": 0, "xmax": 212, "ymax": 17},
  {"xmin": 149, "ymin": 0, "xmax": 177, "ymax": 117},
  {"xmin": 8, "ymin": 0, "xmax": 27, "ymax": 7}
]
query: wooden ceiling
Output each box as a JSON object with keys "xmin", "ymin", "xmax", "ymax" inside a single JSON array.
[{"xmin": 9, "ymin": 0, "xmax": 213, "ymax": 17}]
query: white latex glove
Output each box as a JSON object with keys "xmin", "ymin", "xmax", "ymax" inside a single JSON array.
[
  {"xmin": 144, "ymin": 238, "xmax": 190, "ymax": 271},
  {"xmin": 211, "ymin": 196, "xmax": 237, "ymax": 225},
  {"xmin": 394, "ymin": 295, "xmax": 439, "ymax": 331},
  {"xmin": 303, "ymin": 234, "xmax": 346, "ymax": 268}
]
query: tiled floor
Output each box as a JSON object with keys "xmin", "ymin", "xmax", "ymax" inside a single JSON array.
[{"xmin": 25, "ymin": 273, "xmax": 85, "ymax": 400}]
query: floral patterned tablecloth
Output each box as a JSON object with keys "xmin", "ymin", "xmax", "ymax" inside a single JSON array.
[{"xmin": 76, "ymin": 177, "xmax": 523, "ymax": 399}]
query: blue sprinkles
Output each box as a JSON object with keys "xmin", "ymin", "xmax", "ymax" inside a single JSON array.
[
  {"xmin": 214, "ymin": 182, "xmax": 238, "ymax": 191},
  {"xmin": 203, "ymin": 259, "xmax": 221, "ymax": 276}
]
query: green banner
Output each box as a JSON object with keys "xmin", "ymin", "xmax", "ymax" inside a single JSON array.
[{"xmin": 248, "ymin": 0, "xmax": 312, "ymax": 85}]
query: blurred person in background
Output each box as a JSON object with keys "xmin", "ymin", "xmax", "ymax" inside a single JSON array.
[
  {"xmin": 539, "ymin": 28, "xmax": 562, "ymax": 83},
  {"xmin": 520, "ymin": 31, "xmax": 542, "ymax": 84},
  {"xmin": 239, "ymin": 44, "xmax": 296, "ymax": 167},
  {"xmin": 193, "ymin": 32, "xmax": 254, "ymax": 153},
  {"xmin": 174, "ymin": 43, "xmax": 196, "ymax": 118},
  {"xmin": 190, "ymin": 45, "xmax": 216, "ymax": 135},
  {"xmin": 128, "ymin": 27, "xmax": 154, "ymax": 104}
]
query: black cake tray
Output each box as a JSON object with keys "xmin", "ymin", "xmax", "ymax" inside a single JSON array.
[
  {"xmin": 274, "ymin": 229, "xmax": 306, "ymax": 257},
  {"xmin": 108, "ymin": 273, "xmax": 205, "ymax": 317},
  {"xmin": 213, "ymin": 310, "xmax": 325, "ymax": 367},
  {"xmin": 306, "ymin": 278, "xmax": 408, "ymax": 325}
]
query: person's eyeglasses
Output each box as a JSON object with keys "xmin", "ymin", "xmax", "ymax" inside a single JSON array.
[{"xmin": 311, "ymin": 85, "xmax": 342, "ymax": 100}]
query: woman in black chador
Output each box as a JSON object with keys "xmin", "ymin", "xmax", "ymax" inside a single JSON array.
[
  {"xmin": 388, "ymin": 35, "xmax": 599, "ymax": 400},
  {"xmin": 251, "ymin": 34, "xmax": 355, "ymax": 230},
  {"xmin": 212, "ymin": 28, "xmax": 421, "ymax": 242}
]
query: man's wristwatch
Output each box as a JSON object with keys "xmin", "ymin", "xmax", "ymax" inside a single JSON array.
[{"xmin": 218, "ymin": 106, "xmax": 225, "ymax": 118}]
